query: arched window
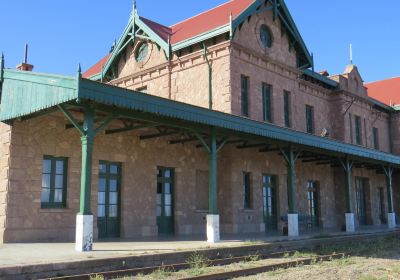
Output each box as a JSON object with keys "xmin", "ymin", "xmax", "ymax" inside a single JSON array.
[
  {"xmin": 260, "ymin": 24, "xmax": 273, "ymax": 48},
  {"xmin": 135, "ymin": 42, "xmax": 148, "ymax": 62}
]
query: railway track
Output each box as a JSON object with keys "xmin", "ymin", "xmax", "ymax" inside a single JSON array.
[{"xmin": 44, "ymin": 251, "xmax": 346, "ymax": 280}]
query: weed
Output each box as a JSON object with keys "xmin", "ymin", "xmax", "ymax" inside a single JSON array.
[
  {"xmin": 149, "ymin": 266, "xmax": 172, "ymax": 279},
  {"xmin": 89, "ymin": 275, "xmax": 104, "ymax": 280},
  {"xmin": 186, "ymin": 252, "xmax": 210, "ymax": 276},
  {"xmin": 244, "ymin": 254, "xmax": 261, "ymax": 263}
]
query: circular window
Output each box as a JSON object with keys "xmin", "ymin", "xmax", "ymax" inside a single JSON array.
[
  {"xmin": 135, "ymin": 42, "xmax": 148, "ymax": 62},
  {"xmin": 260, "ymin": 25, "xmax": 273, "ymax": 48}
]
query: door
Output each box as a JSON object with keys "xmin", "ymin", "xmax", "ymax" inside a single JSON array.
[
  {"xmin": 378, "ymin": 187, "xmax": 387, "ymax": 224},
  {"xmin": 157, "ymin": 167, "xmax": 174, "ymax": 235},
  {"xmin": 355, "ymin": 178, "xmax": 367, "ymax": 226},
  {"xmin": 307, "ymin": 181, "xmax": 320, "ymax": 228},
  {"xmin": 262, "ymin": 175, "xmax": 278, "ymax": 231},
  {"xmin": 97, "ymin": 161, "xmax": 121, "ymax": 239}
]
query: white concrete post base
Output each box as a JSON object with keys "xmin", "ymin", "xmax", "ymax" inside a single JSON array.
[
  {"xmin": 288, "ymin": 214, "xmax": 299, "ymax": 237},
  {"xmin": 388, "ymin": 213, "xmax": 396, "ymax": 229},
  {"xmin": 207, "ymin": 214, "xmax": 220, "ymax": 243},
  {"xmin": 345, "ymin": 213, "xmax": 355, "ymax": 233},
  {"xmin": 75, "ymin": 214, "xmax": 94, "ymax": 252}
]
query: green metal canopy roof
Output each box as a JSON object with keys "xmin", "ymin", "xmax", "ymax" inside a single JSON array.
[{"xmin": 0, "ymin": 68, "xmax": 399, "ymax": 166}]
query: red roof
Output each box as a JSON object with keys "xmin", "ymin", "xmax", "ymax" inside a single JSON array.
[
  {"xmin": 366, "ymin": 77, "xmax": 400, "ymax": 106},
  {"xmin": 140, "ymin": 16, "xmax": 172, "ymax": 42},
  {"xmin": 83, "ymin": 0, "xmax": 255, "ymax": 77},
  {"xmin": 170, "ymin": 0, "xmax": 254, "ymax": 44},
  {"xmin": 83, "ymin": 53, "xmax": 110, "ymax": 78}
]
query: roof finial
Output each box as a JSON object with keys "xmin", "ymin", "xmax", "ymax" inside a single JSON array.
[
  {"xmin": 77, "ymin": 63, "xmax": 82, "ymax": 77},
  {"xmin": 0, "ymin": 52, "xmax": 4, "ymax": 82},
  {"xmin": 133, "ymin": 0, "xmax": 137, "ymax": 16},
  {"xmin": 350, "ymin": 43, "xmax": 353, "ymax": 65}
]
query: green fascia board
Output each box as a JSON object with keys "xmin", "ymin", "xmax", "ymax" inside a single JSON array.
[
  {"xmin": 171, "ymin": 25, "xmax": 230, "ymax": 52},
  {"xmin": 278, "ymin": 0, "xmax": 312, "ymax": 67},
  {"xmin": 232, "ymin": 0, "xmax": 312, "ymax": 68},
  {"xmin": 0, "ymin": 69, "xmax": 78, "ymax": 121},
  {"xmin": 87, "ymin": 73, "xmax": 102, "ymax": 81},
  {"xmin": 79, "ymin": 79, "xmax": 400, "ymax": 165},
  {"xmin": 102, "ymin": 13, "xmax": 170, "ymax": 79},
  {"xmin": 369, "ymin": 97, "xmax": 393, "ymax": 112},
  {"xmin": 303, "ymin": 69, "xmax": 338, "ymax": 88}
]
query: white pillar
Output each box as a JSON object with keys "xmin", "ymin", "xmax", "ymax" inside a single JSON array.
[
  {"xmin": 288, "ymin": 213, "xmax": 299, "ymax": 237},
  {"xmin": 345, "ymin": 213, "xmax": 355, "ymax": 233},
  {"xmin": 207, "ymin": 214, "xmax": 220, "ymax": 243},
  {"xmin": 75, "ymin": 214, "xmax": 94, "ymax": 252},
  {"xmin": 388, "ymin": 213, "xmax": 396, "ymax": 229}
]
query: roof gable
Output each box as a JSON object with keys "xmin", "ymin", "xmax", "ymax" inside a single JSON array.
[
  {"xmin": 89, "ymin": 8, "xmax": 172, "ymax": 81},
  {"xmin": 84, "ymin": 0, "xmax": 313, "ymax": 78}
]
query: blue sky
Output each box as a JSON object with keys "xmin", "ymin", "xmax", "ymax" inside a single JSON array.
[{"xmin": 1, "ymin": 0, "xmax": 399, "ymax": 82}]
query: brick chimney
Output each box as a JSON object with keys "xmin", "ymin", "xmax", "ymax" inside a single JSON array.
[{"xmin": 16, "ymin": 43, "xmax": 34, "ymax": 71}]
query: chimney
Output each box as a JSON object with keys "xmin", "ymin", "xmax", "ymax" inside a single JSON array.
[{"xmin": 16, "ymin": 43, "xmax": 34, "ymax": 71}]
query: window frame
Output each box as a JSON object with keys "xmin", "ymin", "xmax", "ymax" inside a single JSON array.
[
  {"xmin": 305, "ymin": 105, "xmax": 315, "ymax": 134},
  {"xmin": 41, "ymin": 155, "xmax": 68, "ymax": 209},
  {"xmin": 284, "ymin": 90, "xmax": 291, "ymax": 128},
  {"xmin": 243, "ymin": 172, "xmax": 252, "ymax": 209},
  {"xmin": 373, "ymin": 127, "xmax": 379, "ymax": 150},
  {"xmin": 262, "ymin": 83, "xmax": 273, "ymax": 123},
  {"xmin": 354, "ymin": 115, "xmax": 363, "ymax": 145},
  {"xmin": 241, "ymin": 75, "xmax": 249, "ymax": 117}
]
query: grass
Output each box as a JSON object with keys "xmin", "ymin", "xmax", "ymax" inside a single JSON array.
[
  {"xmin": 89, "ymin": 275, "xmax": 104, "ymax": 280},
  {"xmin": 148, "ymin": 266, "xmax": 173, "ymax": 279},
  {"xmin": 186, "ymin": 252, "xmax": 210, "ymax": 276}
]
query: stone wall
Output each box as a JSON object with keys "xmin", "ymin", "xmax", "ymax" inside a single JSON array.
[
  {"xmin": 0, "ymin": 112, "xmax": 393, "ymax": 243},
  {"xmin": 0, "ymin": 123, "xmax": 11, "ymax": 243}
]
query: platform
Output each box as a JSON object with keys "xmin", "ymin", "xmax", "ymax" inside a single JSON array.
[{"xmin": 0, "ymin": 227, "xmax": 399, "ymax": 280}]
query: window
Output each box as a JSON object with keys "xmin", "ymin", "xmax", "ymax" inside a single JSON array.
[
  {"xmin": 241, "ymin": 75, "xmax": 249, "ymax": 117},
  {"xmin": 284, "ymin": 91, "xmax": 291, "ymax": 127},
  {"xmin": 41, "ymin": 156, "xmax": 68, "ymax": 208},
  {"xmin": 305, "ymin": 105, "xmax": 315, "ymax": 134},
  {"xmin": 260, "ymin": 24, "xmax": 273, "ymax": 48},
  {"xmin": 355, "ymin": 115, "xmax": 362, "ymax": 145},
  {"xmin": 373, "ymin": 127, "xmax": 379, "ymax": 150},
  {"xmin": 262, "ymin": 83, "xmax": 272, "ymax": 122},
  {"xmin": 243, "ymin": 172, "xmax": 251, "ymax": 209},
  {"xmin": 135, "ymin": 42, "xmax": 148, "ymax": 62}
]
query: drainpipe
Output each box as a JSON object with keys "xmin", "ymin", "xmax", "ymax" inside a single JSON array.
[{"xmin": 203, "ymin": 43, "xmax": 212, "ymax": 110}]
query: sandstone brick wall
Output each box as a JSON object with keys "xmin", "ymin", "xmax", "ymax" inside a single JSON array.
[{"xmin": 0, "ymin": 123, "xmax": 11, "ymax": 243}]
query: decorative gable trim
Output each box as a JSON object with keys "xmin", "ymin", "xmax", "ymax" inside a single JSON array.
[
  {"xmin": 101, "ymin": 8, "xmax": 171, "ymax": 81},
  {"xmin": 232, "ymin": 0, "xmax": 313, "ymax": 69}
]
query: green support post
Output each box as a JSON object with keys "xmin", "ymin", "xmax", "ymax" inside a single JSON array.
[
  {"xmin": 285, "ymin": 147, "xmax": 297, "ymax": 214},
  {"xmin": 383, "ymin": 166, "xmax": 394, "ymax": 214},
  {"xmin": 342, "ymin": 158, "xmax": 353, "ymax": 214},
  {"xmin": 209, "ymin": 128, "xmax": 218, "ymax": 214},
  {"xmin": 80, "ymin": 107, "xmax": 95, "ymax": 215}
]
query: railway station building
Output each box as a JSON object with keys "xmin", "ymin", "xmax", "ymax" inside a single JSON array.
[{"xmin": 0, "ymin": 0, "xmax": 399, "ymax": 251}]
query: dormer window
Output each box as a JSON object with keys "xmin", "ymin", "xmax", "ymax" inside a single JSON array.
[
  {"xmin": 135, "ymin": 42, "xmax": 149, "ymax": 62},
  {"xmin": 260, "ymin": 24, "xmax": 273, "ymax": 48}
]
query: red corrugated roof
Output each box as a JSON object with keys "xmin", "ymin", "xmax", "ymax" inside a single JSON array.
[
  {"xmin": 170, "ymin": 0, "xmax": 255, "ymax": 44},
  {"xmin": 84, "ymin": 0, "xmax": 255, "ymax": 77},
  {"xmin": 366, "ymin": 77, "xmax": 400, "ymax": 106},
  {"xmin": 140, "ymin": 16, "xmax": 172, "ymax": 42},
  {"xmin": 83, "ymin": 53, "xmax": 110, "ymax": 78}
]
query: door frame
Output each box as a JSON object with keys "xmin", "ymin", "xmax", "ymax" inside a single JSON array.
[
  {"xmin": 262, "ymin": 174, "xmax": 278, "ymax": 231},
  {"xmin": 97, "ymin": 160, "xmax": 122, "ymax": 239},
  {"xmin": 157, "ymin": 166, "xmax": 175, "ymax": 235}
]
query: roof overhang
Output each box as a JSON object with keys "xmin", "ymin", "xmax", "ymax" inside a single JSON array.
[{"xmin": 1, "ymin": 69, "xmax": 399, "ymax": 166}]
